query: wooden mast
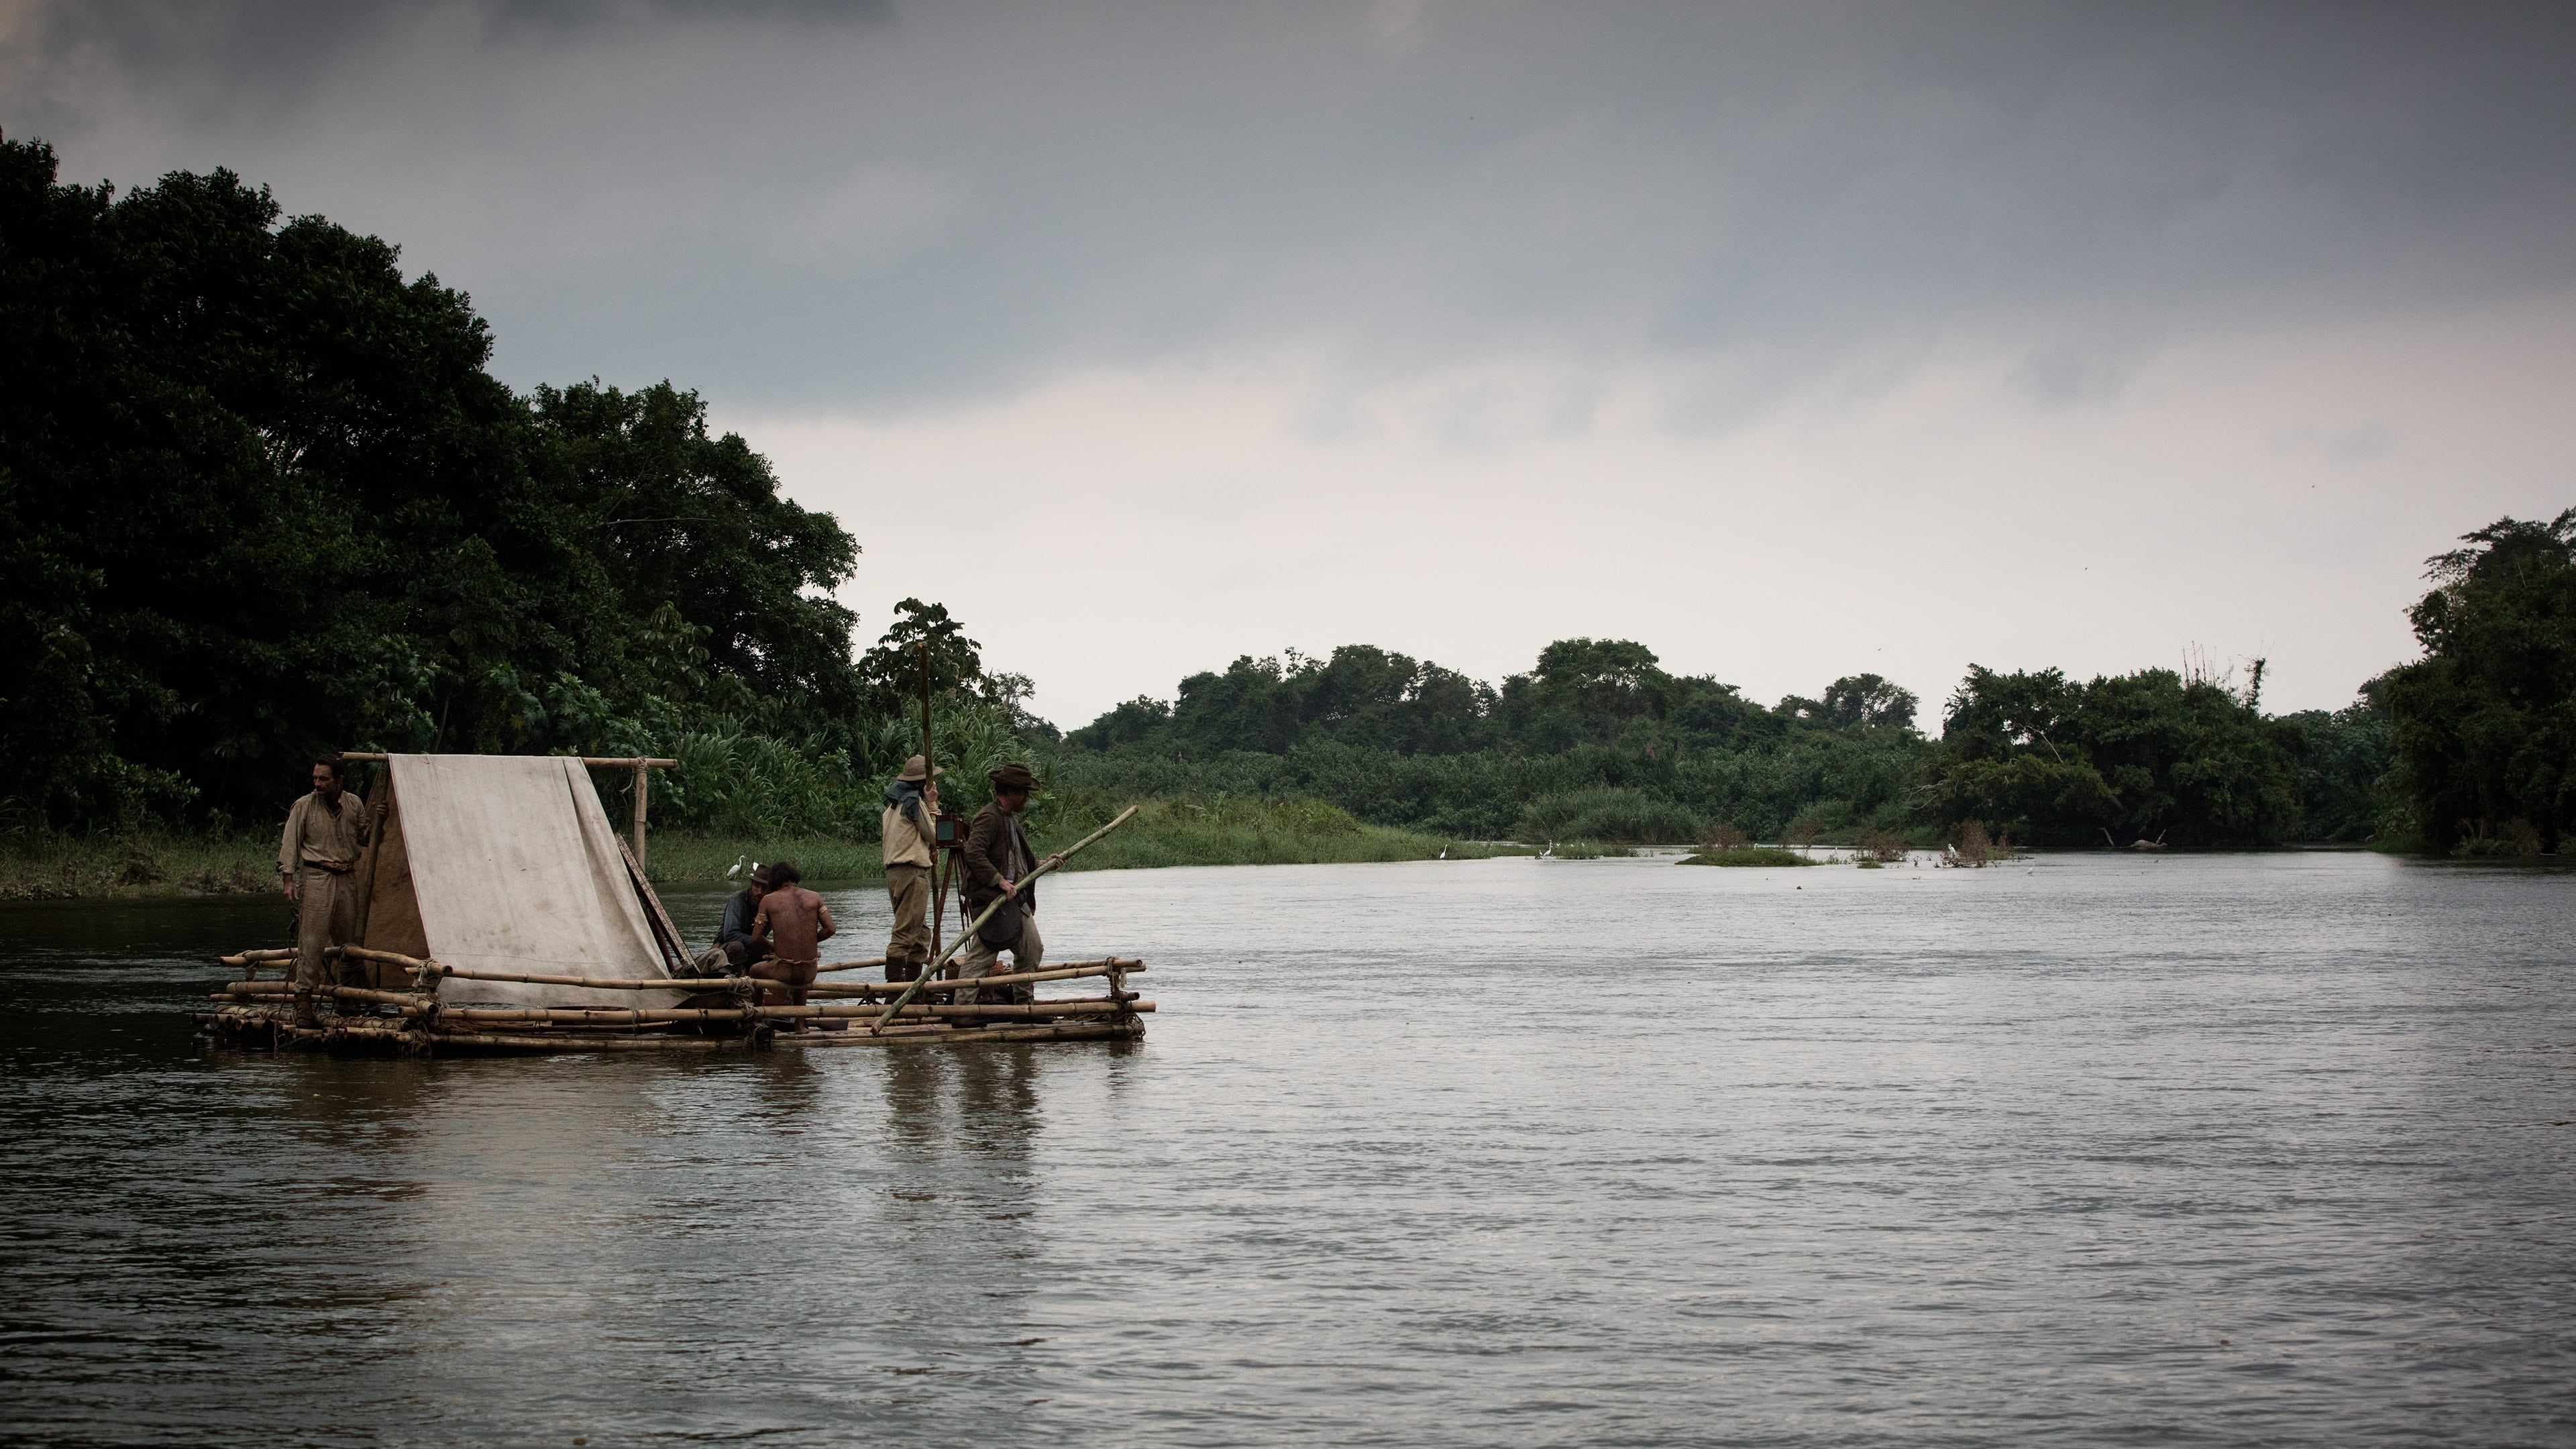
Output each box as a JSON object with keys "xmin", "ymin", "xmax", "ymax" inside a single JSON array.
[{"xmin": 921, "ymin": 639, "xmax": 942, "ymax": 967}]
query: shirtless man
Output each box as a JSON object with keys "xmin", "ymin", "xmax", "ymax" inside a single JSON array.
[{"xmin": 749, "ymin": 861, "xmax": 835, "ymax": 1030}]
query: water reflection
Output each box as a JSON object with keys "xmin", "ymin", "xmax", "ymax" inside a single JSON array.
[{"xmin": 3, "ymin": 855, "xmax": 2573, "ymax": 1445}]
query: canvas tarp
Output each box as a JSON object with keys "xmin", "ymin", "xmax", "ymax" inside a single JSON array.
[{"xmin": 374, "ymin": 754, "xmax": 673, "ymax": 1008}]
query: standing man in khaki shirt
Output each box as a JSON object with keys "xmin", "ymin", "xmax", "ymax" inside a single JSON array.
[
  {"xmin": 276, "ymin": 757, "xmax": 382, "ymax": 1026},
  {"xmin": 880, "ymin": 755, "xmax": 941, "ymax": 983}
]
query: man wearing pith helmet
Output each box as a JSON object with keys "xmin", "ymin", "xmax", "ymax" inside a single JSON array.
[
  {"xmin": 957, "ymin": 762, "xmax": 1063, "ymax": 1005},
  {"xmin": 879, "ymin": 753, "xmax": 943, "ymax": 983}
]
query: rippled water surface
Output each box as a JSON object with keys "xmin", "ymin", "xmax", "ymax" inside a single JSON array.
[{"xmin": 3, "ymin": 851, "xmax": 2573, "ymax": 1446}]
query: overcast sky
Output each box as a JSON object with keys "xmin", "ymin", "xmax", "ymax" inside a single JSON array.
[{"xmin": 10, "ymin": 1, "xmax": 2574, "ymax": 724}]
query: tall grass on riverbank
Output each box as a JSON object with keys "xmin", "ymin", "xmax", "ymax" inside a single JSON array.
[
  {"xmin": 1, "ymin": 833, "xmax": 276, "ymax": 900},
  {"xmin": 3, "ymin": 794, "xmax": 1514, "ymax": 900},
  {"xmin": 651, "ymin": 794, "xmax": 1518, "ymax": 884}
]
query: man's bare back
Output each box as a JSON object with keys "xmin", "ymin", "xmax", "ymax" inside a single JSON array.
[
  {"xmin": 753, "ymin": 883, "xmax": 833, "ymax": 964},
  {"xmin": 750, "ymin": 869, "xmax": 834, "ymax": 1018}
]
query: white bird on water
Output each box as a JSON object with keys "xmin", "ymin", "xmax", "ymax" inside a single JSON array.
[
  {"xmin": 1540, "ymin": 840, "xmax": 1554, "ymax": 859},
  {"xmin": 1438, "ymin": 846, "xmax": 1447, "ymax": 859},
  {"xmin": 725, "ymin": 854, "xmax": 748, "ymax": 881}
]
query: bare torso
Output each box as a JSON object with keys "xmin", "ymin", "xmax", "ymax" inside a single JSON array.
[{"xmin": 753, "ymin": 885, "xmax": 835, "ymax": 966}]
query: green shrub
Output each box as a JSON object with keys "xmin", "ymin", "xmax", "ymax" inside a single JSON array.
[
  {"xmin": 1515, "ymin": 788, "xmax": 1702, "ymax": 844},
  {"xmin": 1678, "ymin": 846, "xmax": 1818, "ymax": 867}
]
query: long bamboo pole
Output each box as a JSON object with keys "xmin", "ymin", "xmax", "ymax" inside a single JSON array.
[
  {"xmin": 921, "ymin": 640, "xmax": 940, "ymax": 970},
  {"xmin": 218, "ymin": 983, "xmax": 425, "ymax": 1008},
  {"xmin": 354, "ymin": 769, "xmax": 390, "ymax": 956},
  {"xmin": 335, "ymin": 944, "xmax": 433, "ymax": 972},
  {"xmin": 220, "ymin": 948, "xmax": 295, "ymax": 979},
  {"xmin": 427, "ymin": 1030, "xmax": 743, "ymax": 1053},
  {"xmin": 199, "ymin": 1005, "xmax": 1142, "ymax": 1051},
  {"xmin": 631, "ymin": 760, "xmax": 650, "ymax": 873},
  {"xmin": 873, "ymin": 805, "xmax": 1138, "ymax": 1032},
  {"xmin": 787, "ymin": 1018, "xmax": 1143, "ymax": 1049},
  {"xmin": 618, "ymin": 835, "xmax": 688, "ymax": 972},
  {"xmin": 404, "ymin": 957, "xmax": 1140, "ymax": 994},
  {"xmin": 431, "ymin": 998, "xmax": 1151, "ymax": 1026},
  {"xmin": 333, "ymin": 753, "xmax": 678, "ymax": 767},
  {"xmin": 807, "ymin": 961, "xmax": 1140, "ymax": 998}
]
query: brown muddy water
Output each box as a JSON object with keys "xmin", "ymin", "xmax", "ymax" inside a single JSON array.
[{"xmin": 1, "ymin": 852, "xmax": 2571, "ymax": 1446}]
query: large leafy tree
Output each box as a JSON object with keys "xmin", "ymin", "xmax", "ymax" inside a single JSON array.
[
  {"xmin": 1498, "ymin": 638, "xmax": 1674, "ymax": 749},
  {"xmin": 857, "ymin": 598, "xmax": 992, "ymax": 714},
  {"xmin": 1919, "ymin": 665, "xmax": 2300, "ymax": 846},
  {"xmin": 0, "ymin": 136, "xmax": 863, "ymax": 828},
  {"xmin": 2382, "ymin": 510, "xmax": 2576, "ymax": 852},
  {"xmin": 527, "ymin": 380, "xmax": 859, "ymax": 739}
]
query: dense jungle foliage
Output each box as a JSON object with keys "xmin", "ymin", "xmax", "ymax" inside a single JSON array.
[
  {"xmin": 0, "ymin": 138, "xmax": 1032, "ymax": 840},
  {"xmin": 3, "ymin": 139, "xmax": 2562, "ymax": 855},
  {"xmin": 2378, "ymin": 509, "xmax": 2576, "ymax": 855},
  {"xmin": 1054, "ymin": 641, "xmax": 2400, "ymax": 848}
]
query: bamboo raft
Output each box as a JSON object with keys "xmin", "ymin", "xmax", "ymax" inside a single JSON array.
[
  {"xmin": 196, "ymin": 747, "xmax": 1151, "ymax": 1057},
  {"xmin": 195, "ymin": 947, "xmax": 1150, "ymax": 1056}
]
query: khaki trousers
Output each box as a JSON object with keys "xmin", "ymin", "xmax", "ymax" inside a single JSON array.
[
  {"xmin": 957, "ymin": 912, "xmax": 1041, "ymax": 1004},
  {"xmin": 293, "ymin": 865, "xmax": 360, "ymax": 994},
  {"xmin": 884, "ymin": 863, "xmax": 931, "ymax": 981}
]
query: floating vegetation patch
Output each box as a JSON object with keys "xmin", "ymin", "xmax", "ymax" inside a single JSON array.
[{"xmin": 1678, "ymin": 846, "xmax": 1821, "ymax": 867}]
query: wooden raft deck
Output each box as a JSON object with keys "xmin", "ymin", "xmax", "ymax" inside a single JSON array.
[{"xmin": 195, "ymin": 949, "xmax": 1150, "ymax": 1056}]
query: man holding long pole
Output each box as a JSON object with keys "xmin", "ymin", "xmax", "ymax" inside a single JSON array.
[
  {"xmin": 956, "ymin": 763, "xmax": 1060, "ymax": 1006},
  {"xmin": 880, "ymin": 755, "xmax": 941, "ymax": 983}
]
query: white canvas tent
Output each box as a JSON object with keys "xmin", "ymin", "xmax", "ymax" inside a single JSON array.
[{"xmin": 354, "ymin": 755, "xmax": 679, "ymax": 1008}]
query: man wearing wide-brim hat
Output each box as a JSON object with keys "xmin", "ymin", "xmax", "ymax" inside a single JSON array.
[
  {"xmin": 880, "ymin": 754, "xmax": 945, "ymax": 983},
  {"xmin": 957, "ymin": 762, "xmax": 1063, "ymax": 1005}
]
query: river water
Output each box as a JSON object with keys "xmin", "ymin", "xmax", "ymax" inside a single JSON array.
[{"xmin": 1, "ymin": 851, "xmax": 2571, "ymax": 1446}]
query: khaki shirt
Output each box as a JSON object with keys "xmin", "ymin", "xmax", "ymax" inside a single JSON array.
[
  {"xmin": 882, "ymin": 796, "xmax": 934, "ymax": 868},
  {"xmin": 278, "ymin": 788, "xmax": 373, "ymax": 877}
]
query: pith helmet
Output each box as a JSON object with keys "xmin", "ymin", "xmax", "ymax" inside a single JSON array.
[{"xmin": 896, "ymin": 755, "xmax": 945, "ymax": 783}]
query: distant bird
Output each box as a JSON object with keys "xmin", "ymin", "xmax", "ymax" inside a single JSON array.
[
  {"xmin": 1540, "ymin": 841, "xmax": 1554, "ymax": 859},
  {"xmin": 1438, "ymin": 846, "xmax": 1447, "ymax": 859},
  {"xmin": 725, "ymin": 854, "xmax": 748, "ymax": 881}
]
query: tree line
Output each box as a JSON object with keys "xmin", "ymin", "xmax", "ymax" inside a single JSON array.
[
  {"xmin": 3, "ymin": 138, "xmax": 2564, "ymax": 854},
  {"xmin": 1051, "ymin": 535, "xmax": 2570, "ymax": 853},
  {"xmin": 0, "ymin": 136, "xmax": 1032, "ymax": 839}
]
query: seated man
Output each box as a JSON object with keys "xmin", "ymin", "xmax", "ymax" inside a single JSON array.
[
  {"xmin": 703, "ymin": 865, "xmax": 771, "ymax": 975},
  {"xmin": 749, "ymin": 861, "xmax": 835, "ymax": 1030}
]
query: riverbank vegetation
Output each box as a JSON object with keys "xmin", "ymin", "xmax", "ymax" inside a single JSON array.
[
  {"xmin": 0, "ymin": 797, "xmax": 1504, "ymax": 901},
  {"xmin": 1680, "ymin": 847, "xmax": 1819, "ymax": 867},
  {"xmin": 5, "ymin": 139, "xmax": 2567, "ymax": 892},
  {"xmin": 1051, "ymin": 639, "xmax": 2385, "ymax": 851}
]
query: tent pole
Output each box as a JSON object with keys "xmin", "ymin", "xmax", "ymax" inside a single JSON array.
[
  {"xmin": 354, "ymin": 768, "xmax": 390, "ymax": 970},
  {"xmin": 921, "ymin": 639, "xmax": 941, "ymax": 968},
  {"xmin": 632, "ymin": 760, "xmax": 649, "ymax": 873}
]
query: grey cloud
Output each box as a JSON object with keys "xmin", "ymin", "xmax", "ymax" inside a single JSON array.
[{"xmin": 7, "ymin": 1, "xmax": 2573, "ymax": 410}]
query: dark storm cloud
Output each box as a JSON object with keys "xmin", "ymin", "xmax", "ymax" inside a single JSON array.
[{"xmin": 8, "ymin": 1, "xmax": 2574, "ymax": 408}]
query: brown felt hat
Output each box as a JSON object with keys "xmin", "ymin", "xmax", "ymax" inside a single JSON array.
[
  {"xmin": 987, "ymin": 762, "xmax": 1039, "ymax": 793},
  {"xmin": 896, "ymin": 755, "xmax": 945, "ymax": 784}
]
